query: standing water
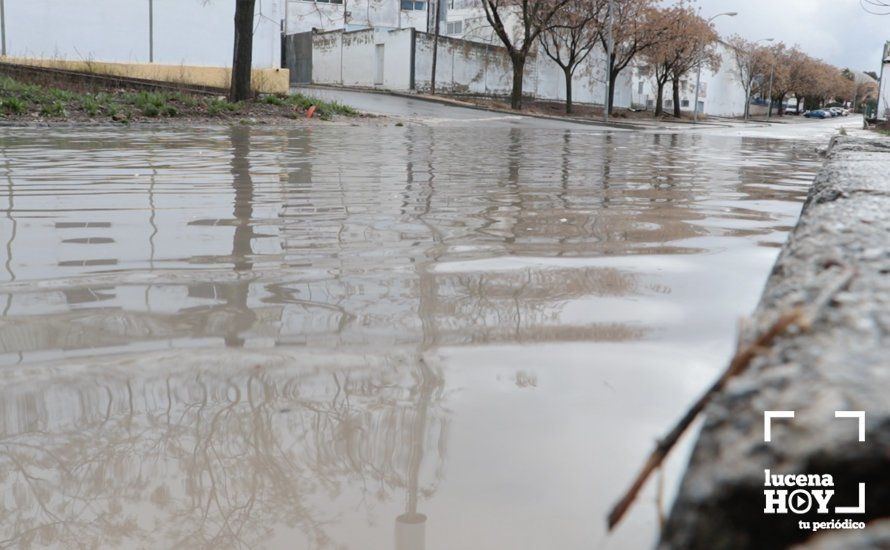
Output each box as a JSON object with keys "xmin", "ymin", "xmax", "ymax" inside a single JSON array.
[{"xmin": 0, "ymin": 125, "xmax": 821, "ymax": 549}]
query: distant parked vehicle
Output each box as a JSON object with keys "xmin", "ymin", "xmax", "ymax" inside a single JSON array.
[
  {"xmin": 829, "ymin": 107, "xmax": 849, "ymax": 116},
  {"xmin": 804, "ymin": 110, "xmax": 831, "ymax": 119}
]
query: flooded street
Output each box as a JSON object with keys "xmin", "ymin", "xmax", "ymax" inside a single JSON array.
[{"xmin": 0, "ymin": 124, "xmax": 825, "ymax": 549}]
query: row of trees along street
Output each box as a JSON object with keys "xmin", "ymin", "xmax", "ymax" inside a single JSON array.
[
  {"xmin": 224, "ymin": 0, "xmax": 873, "ymax": 116},
  {"xmin": 472, "ymin": 0, "xmax": 868, "ymax": 116}
]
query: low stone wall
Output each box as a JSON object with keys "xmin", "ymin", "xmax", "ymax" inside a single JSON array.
[
  {"xmin": 0, "ymin": 56, "xmax": 290, "ymax": 95},
  {"xmin": 661, "ymin": 137, "xmax": 890, "ymax": 549}
]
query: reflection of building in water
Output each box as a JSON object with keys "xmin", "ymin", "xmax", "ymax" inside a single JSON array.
[
  {"xmin": 0, "ymin": 128, "xmax": 816, "ymax": 364},
  {"xmin": 0, "ymin": 351, "xmax": 447, "ymax": 549}
]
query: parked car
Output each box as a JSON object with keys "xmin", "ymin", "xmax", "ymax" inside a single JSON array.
[
  {"xmin": 803, "ymin": 110, "xmax": 831, "ymax": 119},
  {"xmin": 829, "ymin": 107, "xmax": 849, "ymax": 116}
]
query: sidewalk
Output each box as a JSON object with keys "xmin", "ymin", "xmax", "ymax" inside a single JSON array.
[{"xmin": 296, "ymin": 84, "xmax": 777, "ymax": 131}]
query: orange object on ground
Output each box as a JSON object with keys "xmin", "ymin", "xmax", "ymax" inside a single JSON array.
[{"xmin": 306, "ymin": 105, "xmax": 317, "ymax": 119}]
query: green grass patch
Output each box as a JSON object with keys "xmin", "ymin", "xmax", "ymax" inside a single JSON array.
[
  {"xmin": 262, "ymin": 94, "xmax": 286, "ymax": 106},
  {"xmin": 0, "ymin": 75, "xmax": 357, "ymax": 122},
  {"xmin": 285, "ymin": 93, "xmax": 357, "ymax": 120},
  {"xmin": 80, "ymin": 95, "xmax": 101, "ymax": 117},
  {"xmin": 207, "ymin": 98, "xmax": 241, "ymax": 116},
  {"xmin": 1, "ymin": 96, "xmax": 28, "ymax": 115},
  {"xmin": 40, "ymin": 101, "xmax": 67, "ymax": 118}
]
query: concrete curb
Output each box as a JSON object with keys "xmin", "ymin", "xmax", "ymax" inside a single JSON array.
[{"xmin": 660, "ymin": 136, "xmax": 890, "ymax": 549}]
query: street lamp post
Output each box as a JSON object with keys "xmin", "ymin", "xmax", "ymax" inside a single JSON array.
[
  {"xmin": 692, "ymin": 12, "xmax": 737, "ymax": 124},
  {"xmin": 149, "ymin": 0, "xmax": 154, "ymax": 63}
]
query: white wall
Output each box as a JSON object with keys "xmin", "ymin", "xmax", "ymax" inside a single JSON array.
[
  {"xmin": 312, "ymin": 28, "xmax": 632, "ymax": 108},
  {"xmin": 699, "ymin": 42, "xmax": 747, "ymax": 117},
  {"xmin": 3, "ymin": 0, "xmax": 283, "ymax": 68},
  {"xmin": 413, "ymin": 33, "xmax": 512, "ymax": 95},
  {"xmin": 311, "ymin": 28, "xmax": 413, "ymax": 89}
]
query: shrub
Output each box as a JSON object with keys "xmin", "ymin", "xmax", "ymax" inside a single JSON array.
[
  {"xmin": 81, "ymin": 96, "xmax": 101, "ymax": 117},
  {"xmin": 142, "ymin": 104, "xmax": 161, "ymax": 117},
  {"xmin": 163, "ymin": 105, "xmax": 179, "ymax": 117},
  {"xmin": 1, "ymin": 97, "xmax": 27, "ymax": 115}
]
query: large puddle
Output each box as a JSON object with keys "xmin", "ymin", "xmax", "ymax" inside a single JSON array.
[{"xmin": 0, "ymin": 126, "xmax": 821, "ymax": 549}]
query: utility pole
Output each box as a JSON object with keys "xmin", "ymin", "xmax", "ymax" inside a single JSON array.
[
  {"xmin": 431, "ymin": 0, "xmax": 442, "ymax": 94},
  {"xmin": 693, "ymin": 12, "xmax": 736, "ymax": 124},
  {"xmin": 1, "ymin": 0, "xmax": 7, "ymax": 58},
  {"xmin": 148, "ymin": 0, "xmax": 154, "ymax": 62},
  {"xmin": 603, "ymin": 0, "xmax": 613, "ymax": 124}
]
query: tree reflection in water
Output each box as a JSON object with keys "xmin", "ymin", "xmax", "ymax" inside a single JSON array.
[{"xmin": 0, "ymin": 351, "xmax": 446, "ymax": 549}]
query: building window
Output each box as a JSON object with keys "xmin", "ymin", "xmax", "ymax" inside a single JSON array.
[
  {"xmin": 665, "ymin": 99, "xmax": 673, "ymax": 108},
  {"xmin": 637, "ymin": 81, "xmax": 644, "ymax": 94},
  {"xmin": 401, "ymin": 0, "xmax": 426, "ymax": 10},
  {"xmin": 446, "ymin": 20, "xmax": 463, "ymax": 35},
  {"xmin": 681, "ymin": 99, "xmax": 689, "ymax": 107}
]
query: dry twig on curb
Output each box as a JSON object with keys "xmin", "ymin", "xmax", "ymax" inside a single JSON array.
[{"xmin": 606, "ymin": 266, "xmax": 855, "ymax": 531}]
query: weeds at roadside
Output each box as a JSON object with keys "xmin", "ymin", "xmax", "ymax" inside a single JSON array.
[
  {"xmin": 40, "ymin": 101, "xmax": 67, "ymax": 118},
  {"xmin": 0, "ymin": 75, "xmax": 360, "ymax": 122},
  {"xmin": 285, "ymin": 93, "xmax": 357, "ymax": 120},
  {"xmin": 1, "ymin": 97, "xmax": 27, "ymax": 115},
  {"xmin": 207, "ymin": 98, "xmax": 241, "ymax": 116}
]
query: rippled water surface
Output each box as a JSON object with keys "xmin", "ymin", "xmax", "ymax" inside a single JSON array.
[{"xmin": 0, "ymin": 126, "xmax": 821, "ymax": 549}]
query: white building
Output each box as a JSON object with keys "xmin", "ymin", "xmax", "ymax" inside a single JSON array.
[
  {"xmin": 286, "ymin": 0, "xmax": 430, "ymax": 34},
  {"xmin": 878, "ymin": 41, "xmax": 890, "ymax": 121}
]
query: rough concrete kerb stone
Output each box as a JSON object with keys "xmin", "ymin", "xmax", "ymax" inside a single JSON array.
[{"xmin": 659, "ymin": 135, "xmax": 890, "ymax": 550}]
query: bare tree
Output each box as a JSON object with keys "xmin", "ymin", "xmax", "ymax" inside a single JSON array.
[
  {"xmin": 482, "ymin": 0, "xmax": 574, "ymax": 109},
  {"xmin": 640, "ymin": 5, "xmax": 716, "ymax": 117},
  {"xmin": 666, "ymin": 10, "xmax": 718, "ymax": 118},
  {"xmin": 538, "ymin": 0, "xmax": 604, "ymax": 113},
  {"xmin": 595, "ymin": 0, "xmax": 668, "ymax": 114},
  {"xmin": 727, "ymin": 35, "xmax": 770, "ymax": 120}
]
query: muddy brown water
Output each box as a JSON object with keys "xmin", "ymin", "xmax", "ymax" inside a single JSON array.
[{"xmin": 0, "ymin": 126, "xmax": 821, "ymax": 549}]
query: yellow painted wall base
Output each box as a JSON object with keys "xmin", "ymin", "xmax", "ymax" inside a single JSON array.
[{"xmin": 1, "ymin": 57, "xmax": 290, "ymax": 95}]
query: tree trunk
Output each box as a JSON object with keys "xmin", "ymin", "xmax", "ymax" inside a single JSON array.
[
  {"xmin": 430, "ymin": 0, "xmax": 441, "ymax": 94},
  {"xmin": 672, "ymin": 77, "xmax": 681, "ymax": 118},
  {"xmin": 564, "ymin": 68, "xmax": 573, "ymax": 114},
  {"xmin": 607, "ymin": 68, "xmax": 617, "ymax": 114},
  {"xmin": 230, "ymin": 0, "xmax": 256, "ymax": 102},
  {"xmin": 510, "ymin": 55, "xmax": 525, "ymax": 110},
  {"xmin": 654, "ymin": 81, "xmax": 665, "ymax": 116}
]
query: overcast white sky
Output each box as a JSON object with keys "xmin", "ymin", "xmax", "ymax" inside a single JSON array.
[{"xmin": 688, "ymin": 0, "xmax": 888, "ymax": 73}]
